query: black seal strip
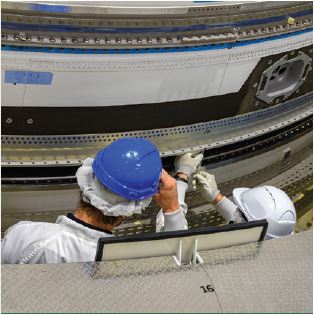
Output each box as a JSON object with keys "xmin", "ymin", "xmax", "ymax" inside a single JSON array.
[{"xmin": 2, "ymin": 91, "xmax": 240, "ymax": 135}]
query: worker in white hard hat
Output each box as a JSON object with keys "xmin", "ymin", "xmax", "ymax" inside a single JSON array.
[
  {"xmin": 2, "ymin": 138, "xmax": 202, "ymax": 264},
  {"xmin": 193, "ymin": 171, "xmax": 296, "ymax": 240}
]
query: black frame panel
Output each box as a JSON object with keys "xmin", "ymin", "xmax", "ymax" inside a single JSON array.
[{"xmin": 95, "ymin": 219, "xmax": 268, "ymax": 261}]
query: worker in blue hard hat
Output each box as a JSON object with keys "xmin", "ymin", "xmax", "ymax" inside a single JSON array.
[{"xmin": 2, "ymin": 138, "xmax": 203, "ymax": 264}]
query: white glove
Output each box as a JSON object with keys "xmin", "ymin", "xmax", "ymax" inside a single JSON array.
[
  {"xmin": 174, "ymin": 152, "xmax": 203, "ymax": 179},
  {"xmin": 192, "ymin": 171, "xmax": 220, "ymax": 203}
]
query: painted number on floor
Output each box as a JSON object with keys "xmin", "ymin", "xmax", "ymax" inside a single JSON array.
[{"xmin": 200, "ymin": 285, "xmax": 215, "ymax": 293}]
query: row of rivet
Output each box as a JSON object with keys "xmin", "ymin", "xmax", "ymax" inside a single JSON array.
[
  {"xmin": 1, "ymin": 18, "xmax": 312, "ymax": 48},
  {"xmin": 2, "ymin": 2, "xmax": 311, "ymax": 28}
]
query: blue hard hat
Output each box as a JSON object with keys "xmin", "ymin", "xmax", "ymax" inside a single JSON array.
[{"xmin": 92, "ymin": 138, "xmax": 162, "ymax": 200}]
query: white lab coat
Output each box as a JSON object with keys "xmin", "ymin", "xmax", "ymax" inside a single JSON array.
[{"xmin": 1, "ymin": 181, "xmax": 188, "ymax": 265}]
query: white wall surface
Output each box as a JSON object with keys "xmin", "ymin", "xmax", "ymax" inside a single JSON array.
[{"xmin": 2, "ymin": 31, "xmax": 312, "ymax": 107}]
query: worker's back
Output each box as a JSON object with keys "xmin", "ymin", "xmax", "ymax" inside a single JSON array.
[{"xmin": 1, "ymin": 215, "xmax": 112, "ymax": 264}]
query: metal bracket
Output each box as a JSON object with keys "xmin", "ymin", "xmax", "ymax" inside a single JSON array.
[{"xmin": 256, "ymin": 52, "xmax": 312, "ymax": 105}]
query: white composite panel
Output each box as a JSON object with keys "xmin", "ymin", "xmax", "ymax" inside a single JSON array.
[
  {"xmin": 1, "ymin": 80, "xmax": 25, "ymax": 107},
  {"xmin": 2, "ymin": 31, "xmax": 312, "ymax": 107},
  {"xmin": 24, "ymin": 64, "xmax": 225, "ymax": 107}
]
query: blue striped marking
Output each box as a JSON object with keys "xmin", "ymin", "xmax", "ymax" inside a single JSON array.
[
  {"xmin": 2, "ymin": 9, "xmax": 312, "ymax": 34},
  {"xmin": 4, "ymin": 70, "xmax": 53, "ymax": 84},
  {"xmin": 2, "ymin": 28, "xmax": 312, "ymax": 55},
  {"xmin": 31, "ymin": 4, "xmax": 71, "ymax": 13}
]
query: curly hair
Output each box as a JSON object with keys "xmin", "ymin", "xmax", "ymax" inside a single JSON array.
[{"xmin": 79, "ymin": 199, "xmax": 124, "ymax": 227}]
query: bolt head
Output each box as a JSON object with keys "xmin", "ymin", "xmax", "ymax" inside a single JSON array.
[
  {"xmin": 253, "ymin": 82, "xmax": 258, "ymax": 88},
  {"xmin": 26, "ymin": 118, "xmax": 33, "ymax": 125},
  {"xmin": 6, "ymin": 118, "xmax": 13, "ymax": 124},
  {"xmin": 275, "ymin": 98, "xmax": 280, "ymax": 104},
  {"xmin": 296, "ymin": 89, "xmax": 299, "ymax": 93},
  {"xmin": 268, "ymin": 60, "xmax": 272, "ymax": 65},
  {"xmin": 291, "ymin": 51, "xmax": 295, "ymax": 55},
  {"xmin": 254, "ymin": 101, "xmax": 259, "ymax": 107}
]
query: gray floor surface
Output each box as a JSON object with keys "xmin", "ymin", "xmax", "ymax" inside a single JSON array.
[{"xmin": 2, "ymin": 230, "xmax": 312, "ymax": 313}]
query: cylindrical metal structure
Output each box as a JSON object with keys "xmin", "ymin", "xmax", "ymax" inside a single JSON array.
[{"xmin": 1, "ymin": 1, "xmax": 313, "ymax": 235}]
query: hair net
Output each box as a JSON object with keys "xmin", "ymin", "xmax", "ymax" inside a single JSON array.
[{"xmin": 76, "ymin": 158, "xmax": 152, "ymax": 217}]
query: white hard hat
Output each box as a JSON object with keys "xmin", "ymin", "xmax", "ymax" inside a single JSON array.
[{"xmin": 233, "ymin": 186, "xmax": 296, "ymax": 240}]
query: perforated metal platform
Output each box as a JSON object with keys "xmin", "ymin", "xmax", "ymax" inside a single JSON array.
[{"xmin": 2, "ymin": 230, "xmax": 312, "ymax": 313}]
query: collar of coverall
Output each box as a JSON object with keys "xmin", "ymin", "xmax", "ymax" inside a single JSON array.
[{"xmin": 67, "ymin": 213, "xmax": 113, "ymax": 235}]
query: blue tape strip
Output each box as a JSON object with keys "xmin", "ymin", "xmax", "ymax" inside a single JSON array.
[
  {"xmin": 2, "ymin": 28, "xmax": 312, "ymax": 55},
  {"xmin": 2, "ymin": 9, "xmax": 312, "ymax": 34},
  {"xmin": 4, "ymin": 71, "xmax": 53, "ymax": 84},
  {"xmin": 30, "ymin": 4, "xmax": 71, "ymax": 13}
]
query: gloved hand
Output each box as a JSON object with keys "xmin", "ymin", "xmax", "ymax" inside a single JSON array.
[
  {"xmin": 192, "ymin": 171, "xmax": 220, "ymax": 203},
  {"xmin": 174, "ymin": 152, "xmax": 203, "ymax": 179}
]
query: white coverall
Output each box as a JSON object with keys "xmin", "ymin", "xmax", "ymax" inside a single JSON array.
[
  {"xmin": 1, "ymin": 181, "xmax": 188, "ymax": 264},
  {"xmin": 216, "ymin": 196, "xmax": 246, "ymax": 223}
]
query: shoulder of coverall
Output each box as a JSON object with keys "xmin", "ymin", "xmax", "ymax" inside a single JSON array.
[
  {"xmin": 5, "ymin": 216, "xmax": 111, "ymax": 241},
  {"xmin": 2, "ymin": 220, "xmax": 67, "ymax": 263},
  {"xmin": 2, "ymin": 217, "xmax": 112, "ymax": 263}
]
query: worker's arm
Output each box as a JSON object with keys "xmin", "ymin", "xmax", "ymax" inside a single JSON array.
[
  {"xmin": 154, "ymin": 170, "xmax": 188, "ymax": 232},
  {"xmin": 154, "ymin": 153, "xmax": 203, "ymax": 232},
  {"xmin": 212, "ymin": 192, "xmax": 246, "ymax": 223},
  {"xmin": 193, "ymin": 171, "xmax": 246, "ymax": 223}
]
